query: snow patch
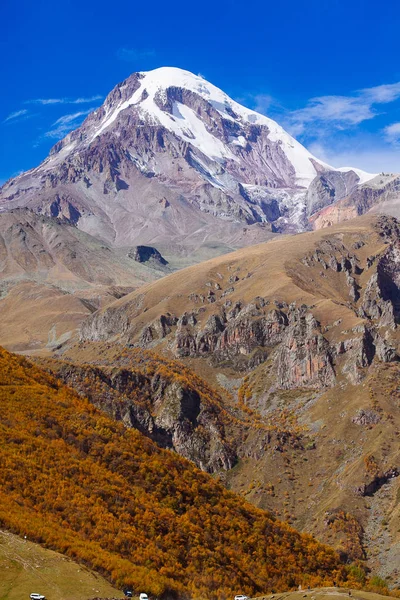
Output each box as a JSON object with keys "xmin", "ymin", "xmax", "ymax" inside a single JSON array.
[
  {"xmin": 89, "ymin": 66, "xmax": 375, "ymax": 187},
  {"xmin": 336, "ymin": 166, "xmax": 377, "ymax": 185}
]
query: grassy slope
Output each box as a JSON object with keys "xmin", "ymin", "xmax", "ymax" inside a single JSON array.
[
  {"xmin": 75, "ymin": 216, "xmax": 383, "ymax": 345},
  {"xmin": 254, "ymin": 588, "xmax": 394, "ymax": 600},
  {"xmin": 0, "ymin": 530, "xmax": 122, "ymax": 600}
]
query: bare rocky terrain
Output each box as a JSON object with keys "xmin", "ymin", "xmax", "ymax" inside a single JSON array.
[
  {"xmin": 30, "ymin": 214, "xmax": 399, "ymax": 586},
  {"xmin": 0, "ymin": 209, "xmax": 169, "ymax": 352}
]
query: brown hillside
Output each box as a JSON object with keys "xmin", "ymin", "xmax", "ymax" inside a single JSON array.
[
  {"xmin": 0, "ymin": 346, "xmax": 351, "ymax": 599},
  {"xmin": 59, "ymin": 215, "xmax": 400, "ymax": 584},
  {"xmin": 78, "ymin": 215, "xmax": 398, "ymax": 347},
  {"xmin": 0, "ymin": 209, "xmax": 170, "ymax": 352}
]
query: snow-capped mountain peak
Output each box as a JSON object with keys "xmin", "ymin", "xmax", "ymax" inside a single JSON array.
[
  {"xmin": 47, "ymin": 65, "xmax": 374, "ymax": 191},
  {"xmin": 89, "ymin": 66, "xmax": 332, "ymax": 187},
  {"xmin": 0, "ymin": 67, "xmax": 380, "ymax": 254}
]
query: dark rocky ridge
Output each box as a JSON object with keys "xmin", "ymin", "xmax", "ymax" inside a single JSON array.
[{"xmin": 127, "ymin": 244, "xmax": 168, "ymax": 266}]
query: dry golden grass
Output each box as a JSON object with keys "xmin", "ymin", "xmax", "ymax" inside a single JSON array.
[
  {"xmin": 0, "ymin": 530, "xmax": 123, "ymax": 600},
  {"xmin": 82, "ymin": 215, "xmax": 386, "ymax": 347}
]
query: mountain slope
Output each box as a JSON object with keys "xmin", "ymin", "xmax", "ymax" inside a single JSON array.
[
  {"xmin": 0, "ymin": 68, "xmax": 377, "ymax": 257},
  {"xmin": 59, "ymin": 215, "xmax": 400, "ymax": 583},
  {"xmin": 0, "ymin": 208, "xmax": 168, "ymax": 289},
  {"xmin": 0, "ymin": 208, "xmax": 170, "ymax": 353},
  {"xmin": 0, "ymin": 346, "xmax": 349, "ymax": 599}
]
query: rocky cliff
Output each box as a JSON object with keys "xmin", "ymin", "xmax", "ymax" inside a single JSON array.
[
  {"xmin": 79, "ymin": 216, "xmax": 399, "ymax": 389},
  {"xmin": 38, "ymin": 353, "xmax": 236, "ymax": 473}
]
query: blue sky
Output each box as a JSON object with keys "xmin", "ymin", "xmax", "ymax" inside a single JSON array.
[{"xmin": 1, "ymin": 0, "xmax": 400, "ymax": 184}]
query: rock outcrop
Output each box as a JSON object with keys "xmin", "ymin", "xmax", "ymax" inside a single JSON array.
[
  {"xmin": 360, "ymin": 241, "xmax": 400, "ymax": 328},
  {"xmin": 175, "ymin": 300, "xmax": 287, "ymax": 367},
  {"xmin": 311, "ymin": 175, "xmax": 400, "ymax": 229},
  {"xmin": 356, "ymin": 468, "xmax": 399, "ymax": 497},
  {"xmin": 127, "ymin": 245, "xmax": 168, "ymax": 266},
  {"xmin": 275, "ymin": 308, "xmax": 335, "ymax": 389},
  {"xmin": 306, "ymin": 169, "xmax": 360, "ymax": 217},
  {"xmin": 42, "ymin": 360, "xmax": 236, "ymax": 473}
]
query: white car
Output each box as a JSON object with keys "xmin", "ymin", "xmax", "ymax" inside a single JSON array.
[
  {"xmin": 140, "ymin": 594, "xmax": 149, "ymax": 600},
  {"xmin": 30, "ymin": 595, "xmax": 46, "ymax": 600},
  {"xmin": 234, "ymin": 596, "xmax": 248, "ymax": 600}
]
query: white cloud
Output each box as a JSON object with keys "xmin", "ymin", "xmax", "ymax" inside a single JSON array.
[
  {"xmin": 252, "ymin": 94, "xmax": 274, "ymax": 115},
  {"xmin": 383, "ymin": 122, "xmax": 400, "ymax": 144},
  {"xmin": 285, "ymin": 81, "xmax": 400, "ymax": 136},
  {"xmin": 359, "ymin": 82, "xmax": 400, "ymax": 104},
  {"xmin": 45, "ymin": 109, "xmax": 93, "ymax": 139},
  {"xmin": 235, "ymin": 92, "xmax": 279, "ymax": 118},
  {"xmin": 289, "ymin": 95, "xmax": 376, "ymax": 134},
  {"xmin": 3, "ymin": 109, "xmax": 29, "ymax": 123},
  {"xmin": 73, "ymin": 96, "xmax": 103, "ymax": 104},
  {"xmin": 27, "ymin": 95, "xmax": 103, "ymax": 105},
  {"xmin": 52, "ymin": 111, "xmax": 91, "ymax": 126}
]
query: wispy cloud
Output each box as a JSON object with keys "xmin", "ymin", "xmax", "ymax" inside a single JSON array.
[
  {"xmin": 116, "ymin": 47, "xmax": 156, "ymax": 62},
  {"xmin": 308, "ymin": 140, "xmax": 399, "ymax": 173},
  {"xmin": 27, "ymin": 95, "xmax": 103, "ymax": 106},
  {"xmin": 44, "ymin": 109, "xmax": 94, "ymax": 139},
  {"xmin": 3, "ymin": 108, "xmax": 30, "ymax": 123},
  {"xmin": 383, "ymin": 122, "xmax": 400, "ymax": 145},
  {"xmin": 236, "ymin": 92, "xmax": 279, "ymax": 117},
  {"xmin": 285, "ymin": 81, "xmax": 400, "ymax": 136},
  {"xmin": 252, "ymin": 94, "xmax": 274, "ymax": 115},
  {"xmin": 288, "ymin": 96, "xmax": 376, "ymax": 136},
  {"xmin": 360, "ymin": 82, "xmax": 400, "ymax": 104}
]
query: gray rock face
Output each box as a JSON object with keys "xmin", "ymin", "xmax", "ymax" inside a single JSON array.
[
  {"xmin": 46, "ymin": 361, "xmax": 236, "ymax": 473},
  {"xmin": 79, "ymin": 302, "xmax": 133, "ymax": 341},
  {"xmin": 348, "ymin": 175, "xmax": 400, "ymax": 217},
  {"xmin": 310, "ymin": 175, "xmax": 400, "ymax": 229},
  {"xmin": 360, "ymin": 241, "xmax": 400, "ymax": 328},
  {"xmin": 306, "ymin": 170, "xmax": 360, "ymax": 217},
  {"xmin": 174, "ymin": 302, "xmax": 289, "ymax": 371},
  {"xmin": 275, "ymin": 308, "xmax": 335, "ymax": 389}
]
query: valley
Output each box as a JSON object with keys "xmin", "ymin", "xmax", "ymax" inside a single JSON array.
[
  {"xmin": 31, "ymin": 214, "xmax": 400, "ymax": 586},
  {"xmin": 0, "ymin": 64, "xmax": 399, "ymax": 600}
]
